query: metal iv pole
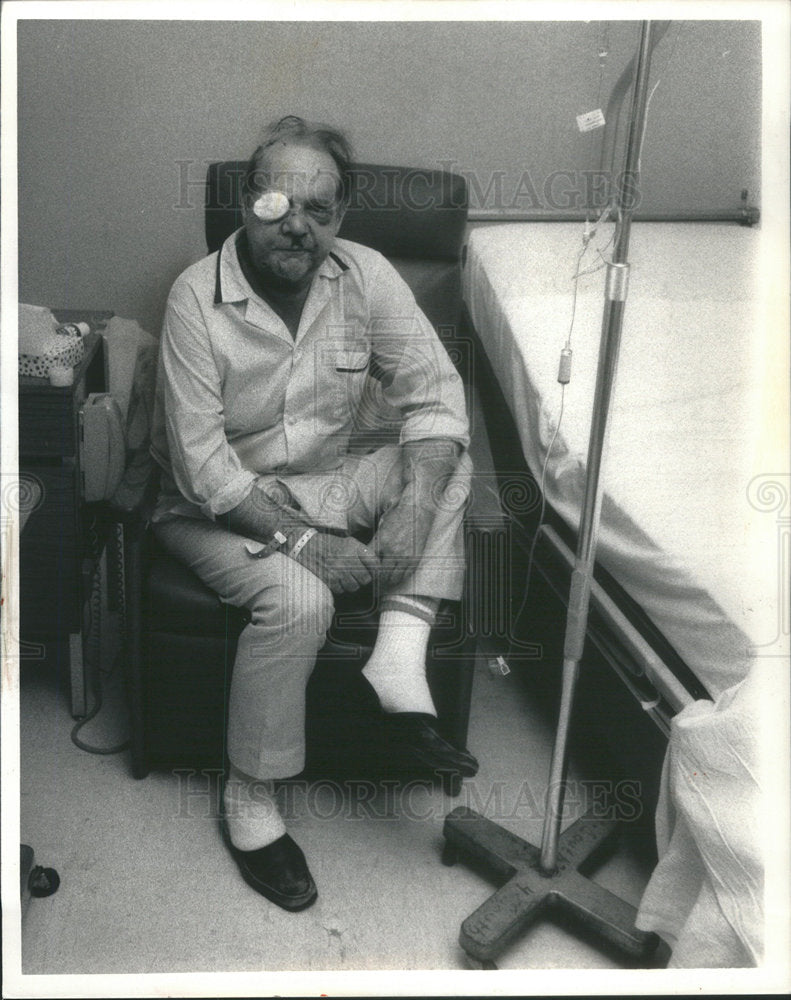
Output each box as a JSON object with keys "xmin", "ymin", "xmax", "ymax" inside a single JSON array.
[
  {"xmin": 443, "ymin": 22, "xmax": 662, "ymax": 966},
  {"xmin": 539, "ymin": 18, "xmax": 655, "ymax": 874}
]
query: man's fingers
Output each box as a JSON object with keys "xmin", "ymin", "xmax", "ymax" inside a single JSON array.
[
  {"xmin": 358, "ymin": 546, "xmax": 381, "ymax": 575},
  {"xmin": 342, "ymin": 572, "xmax": 364, "ymax": 593},
  {"xmin": 330, "ymin": 571, "xmax": 358, "ymax": 595},
  {"xmin": 339, "ymin": 556, "xmax": 373, "ymax": 592},
  {"xmin": 340, "ymin": 549, "xmax": 374, "ymax": 587},
  {"xmin": 349, "ymin": 563, "xmax": 373, "ymax": 588}
]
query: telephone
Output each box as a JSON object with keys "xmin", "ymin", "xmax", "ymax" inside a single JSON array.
[{"xmin": 79, "ymin": 393, "xmax": 126, "ymax": 502}]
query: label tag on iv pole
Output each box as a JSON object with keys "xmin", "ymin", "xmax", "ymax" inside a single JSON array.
[
  {"xmin": 606, "ymin": 262, "xmax": 630, "ymax": 301},
  {"xmin": 576, "ymin": 109, "xmax": 606, "ymax": 133}
]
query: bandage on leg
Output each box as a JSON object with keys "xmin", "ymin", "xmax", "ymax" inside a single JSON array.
[{"xmin": 361, "ymin": 595, "xmax": 439, "ymax": 716}]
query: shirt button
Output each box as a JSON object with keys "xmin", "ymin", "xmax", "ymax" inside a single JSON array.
[{"xmin": 286, "ymin": 415, "xmax": 297, "ymax": 426}]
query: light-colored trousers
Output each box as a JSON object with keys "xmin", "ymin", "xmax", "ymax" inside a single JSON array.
[{"xmin": 153, "ymin": 445, "xmax": 472, "ymax": 779}]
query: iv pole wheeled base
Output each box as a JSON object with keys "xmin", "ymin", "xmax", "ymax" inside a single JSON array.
[{"xmin": 442, "ymin": 806, "xmax": 660, "ymax": 967}]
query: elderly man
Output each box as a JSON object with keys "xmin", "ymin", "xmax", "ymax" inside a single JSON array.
[{"xmin": 150, "ymin": 115, "xmax": 475, "ymax": 911}]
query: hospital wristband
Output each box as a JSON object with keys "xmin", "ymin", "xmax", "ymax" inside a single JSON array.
[
  {"xmin": 244, "ymin": 529, "xmax": 289, "ymax": 559},
  {"xmin": 288, "ymin": 527, "xmax": 318, "ymax": 559}
]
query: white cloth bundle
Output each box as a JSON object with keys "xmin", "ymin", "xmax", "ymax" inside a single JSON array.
[
  {"xmin": 18, "ymin": 303, "xmax": 85, "ymax": 378},
  {"xmin": 636, "ymin": 666, "xmax": 766, "ymax": 966}
]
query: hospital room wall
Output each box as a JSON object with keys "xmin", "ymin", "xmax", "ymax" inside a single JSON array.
[{"xmin": 16, "ymin": 19, "xmax": 760, "ymax": 334}]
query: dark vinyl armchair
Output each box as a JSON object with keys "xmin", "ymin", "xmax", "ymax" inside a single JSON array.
[{"xmin": 125, "ymin": 162, "xmax": 495, "ymax": 794}]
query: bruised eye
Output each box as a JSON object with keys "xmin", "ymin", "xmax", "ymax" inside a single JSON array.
[
  {"xmin": 306, "ymin": 202, "xmax": 335, "ymax": 224},
  {"xmin": 253, "ymin": 190, "xmax": 290, "ymax": 222}
]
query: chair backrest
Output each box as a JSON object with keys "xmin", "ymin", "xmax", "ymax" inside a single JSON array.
[{"xmin": 205, "ymin": 161, "xmax": 468, "ymax": 330}]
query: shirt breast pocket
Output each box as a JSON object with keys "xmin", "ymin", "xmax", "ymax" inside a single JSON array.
[
  {"xmin": 333, "ymin": 348, "xmax": 370, "ymax": 374},
  {"xmin": 329, "ymin": 347, "xmax": 371, "ymax": 417}
]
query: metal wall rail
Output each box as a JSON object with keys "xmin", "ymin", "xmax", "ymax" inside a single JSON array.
[{"xmin": 467, "ymin": 206, "xmax": 760, "ymax": 225}]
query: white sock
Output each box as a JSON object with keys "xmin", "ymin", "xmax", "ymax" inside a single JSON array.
[
  {"xmin": 362, "ymin": 596, "xmax": 439, "ymax": 716},
  {"xmin": 223, "ymin": 764, "xmax": 286, "ymax": 851}
]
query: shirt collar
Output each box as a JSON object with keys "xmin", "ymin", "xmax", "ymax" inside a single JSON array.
[{"xmin": 214, "ymin": 229, "xmax": 349, "ymax": 305}]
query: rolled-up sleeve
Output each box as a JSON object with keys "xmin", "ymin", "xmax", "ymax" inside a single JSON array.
[
  {"xmin": 367, "ymin": 257, "xmax": 470, "ymax": 448},
  {"xmin": 158, "ymin": 286, "xmax": 256, "ymax": 518}
]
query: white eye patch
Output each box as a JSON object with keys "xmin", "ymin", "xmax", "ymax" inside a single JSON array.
[{"xmin": 253, "ymin": 190, "xmax": 290, "ymax": 222}]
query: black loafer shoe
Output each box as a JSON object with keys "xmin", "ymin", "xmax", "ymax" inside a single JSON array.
[
  {"xmin": 384, "ymin": 712, "xmax": 479, "ymax": 777},
  {"xmin": 221, "ymin": 822, "xmax": 318, "ymax": 912},
  {"xmin": 356, "ymin": 675, "xmax": 479, "ymax": 777}
]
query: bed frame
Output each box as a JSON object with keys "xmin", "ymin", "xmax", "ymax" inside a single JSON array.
[{"xmin": 462, "ymin": 304, "xmax": 711, "ymax": 809}]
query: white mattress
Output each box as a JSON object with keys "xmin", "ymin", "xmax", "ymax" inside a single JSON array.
[{"xmin": 464, "ymin": 222, "xmax": 779, "ymax": 698}]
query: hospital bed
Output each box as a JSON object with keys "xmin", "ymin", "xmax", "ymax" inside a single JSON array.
[{"xmin": 462, "ymin": 220, "xmax": 768, "ymax": 745}]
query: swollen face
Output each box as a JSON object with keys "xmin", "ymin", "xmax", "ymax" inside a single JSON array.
[{"xmin": 244, "ymin": 142, "xmax": 344, "ymax": 292}]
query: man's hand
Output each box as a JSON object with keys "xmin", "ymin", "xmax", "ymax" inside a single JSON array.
[
  {"xmin": 372, "ymin": 486, "xmax": 436, "ymax": 589},
  {"xmin": 292, "ymin": 531, "xmax": 381, "ymax": 594},
  {"xmin": 371, "ymin": 439, "xmax": 463, "ymax": 589}
]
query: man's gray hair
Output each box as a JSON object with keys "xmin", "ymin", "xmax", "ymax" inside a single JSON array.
[{"xmin": 243, "ymin": 115, "xmax": 355, "ymax": 208}]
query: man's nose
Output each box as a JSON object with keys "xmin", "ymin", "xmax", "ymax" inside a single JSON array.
[{"xmin": 281, "ymin": 208, "xmax": 309, "ymax": 238}]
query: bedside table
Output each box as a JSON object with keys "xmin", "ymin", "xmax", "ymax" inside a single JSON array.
[{"xmin": 19, "ymin": 328, "xmax": 111, "ymax": 717}]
